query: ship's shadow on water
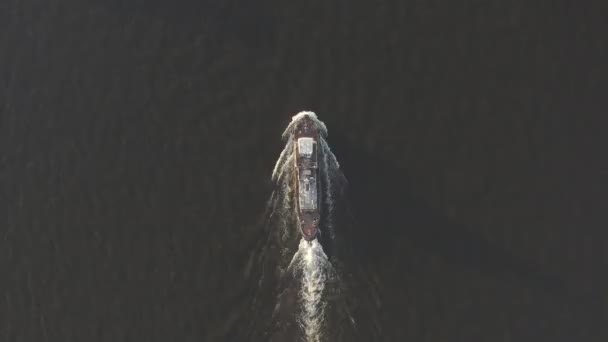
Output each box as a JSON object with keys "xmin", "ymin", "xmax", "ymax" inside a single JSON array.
[{"xmin": 327, "ymin": 130, "xmax": 562, "ymax": 290}]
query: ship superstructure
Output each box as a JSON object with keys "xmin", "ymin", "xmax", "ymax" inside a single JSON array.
[{"xmin": 292, "ymin": 114, "xmax": 321, "ymax": 241}]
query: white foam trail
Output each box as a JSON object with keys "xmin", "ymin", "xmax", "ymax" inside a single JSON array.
[
  {"xmin": 272, "ymin": 137, "xmax": 294, "ymax": 183},
  {"xmin": 290, "ymin": 238, "xmax": 331, "ymax": 342},
  {"xmin": 319, "ymin": 138, "xmax": 338, "ymax": 241},
  {"xmin": 267, "ymin": 111, "xmax": 345, "ymax": 340},
  {"xmin": 282, "ymin": 111, "xmax": 328, "ymax": 140}
]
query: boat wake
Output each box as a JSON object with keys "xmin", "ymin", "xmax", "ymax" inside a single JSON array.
[
  {"xmin": 266, "ymin": 112, "xmax": 346, "ymax": 341},
  {"xmin": 287, "ymin": 239, "xmax": 335, "ymax": 342},
  {"xmin": 272, "ymin": 112, "xmax": 343, "ymax": 244},
  {"xmin": 235, "ymin": 112, "xmax": 380, "ymax": 341}
]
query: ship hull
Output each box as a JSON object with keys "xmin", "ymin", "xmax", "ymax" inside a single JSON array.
[{"xmin": 293, "ymin": 117, "xmax": 322, "ymax": 241}]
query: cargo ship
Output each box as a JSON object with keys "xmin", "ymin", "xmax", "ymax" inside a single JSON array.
[{"xmin": 292, "ymin": 114, "xmax": 321, "ymax": 241}]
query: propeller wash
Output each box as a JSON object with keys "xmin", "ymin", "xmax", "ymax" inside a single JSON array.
[{"xmin": 271, "ymin": 111, "xmax": 344, "ymax": 341}]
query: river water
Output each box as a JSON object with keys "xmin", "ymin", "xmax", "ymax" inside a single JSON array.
[{"xmin": 2, "ymin": 1, "xmax": 607, "ymax": 341}]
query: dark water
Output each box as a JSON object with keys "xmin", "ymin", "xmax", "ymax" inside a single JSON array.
[{"xmin": 2, "ymin": 1, "xmax": 607, "ymax": 341}]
